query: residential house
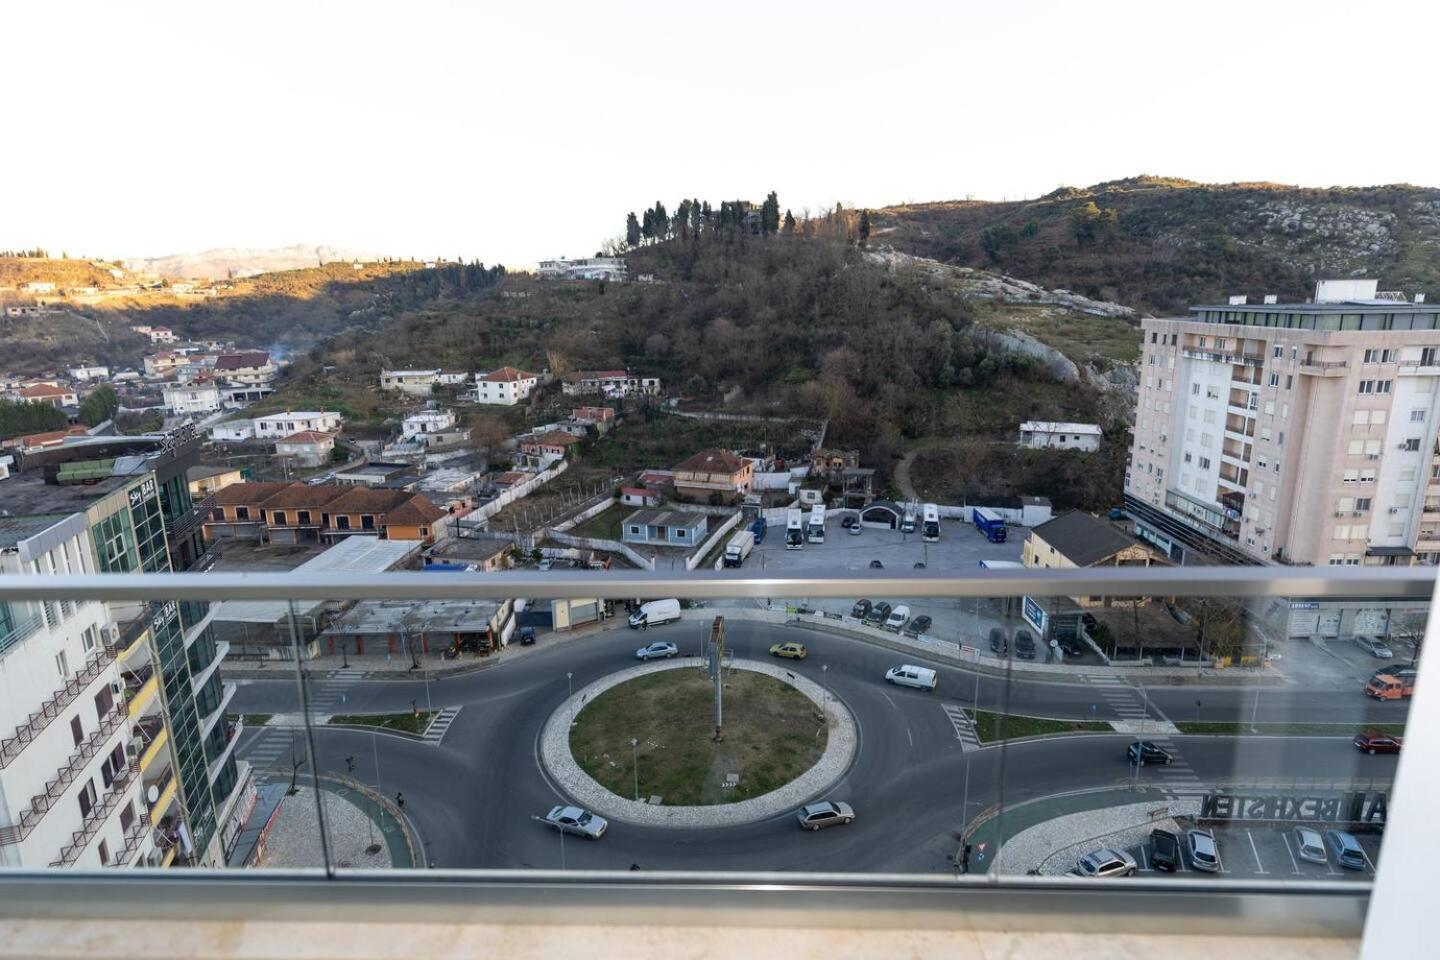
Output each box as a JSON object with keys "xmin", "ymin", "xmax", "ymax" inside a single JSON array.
[
  {"xmin": 380, "ymin": 369, "xmax": 441, "ymax": 396},
  {"xmin": 67, "ymin": 365, "xmax": 110, "ymax": 380},
  {"xmin": 491, "ymin": 471, "xmax": 529, "ymax": 491},
  {"xmin": 672, "ymin": 449, "xmax": 753, "ymax": 502},
  {"xmin": 163, "ymin": 382, "xmax": 222, "ymax": 417},
  {"xmin": 474, "ymin": 367, "xmax": 539, "ymax": 406},
  {"xmin": 274, "ymin": 430, "xmax": 336, "ymax": 468},
  {"xmin": 202, "ymin": 482, "xmax": 445, "ymax": 545},
  {"xmin": 143, "ymin": 352, "xmax": 188, "ymax": 378},
  {"xmin": 1019, "ymin": 421, "xmax": 1103, "ymax": 452},
  {"xmin": 248, "ymin": 411, "xmax": 342, "ymax": 440},
  {"xmin": 620, "ymin": 486, "xmax": 662, "ymax": 507},
  {"xmin": 561, "ymin": 370, "xmax": 661, "ymax": 398},
  {"xmin": 331, "ymin": 462, "xmax": 412, "ymax": 487},
  {"xmin": 16, "ymin": 382, "xmax": 78, "ymax": 408},
  {"xmin": 147, "ymin": 325, "xmax": 176, "ymax": 342},
  {"xmin": 810, "ymin": 449, "xmax": 860, "ymax": 476},
  {"xmin": 620, "ymin": 508, "xmax": 708, "ymax": 548},
  {"xmin": 518, "ymin": 430, "xmax": 580, "ymax": 465},
  {"xmin": 209, "ymin": 420, "xmax": 256, "ymax": 442},
  {"xmin": 187, "ymin": 464, "xmax": 245, "ymax": 499},
  {"xmin": 435, "ymin": 371, "xmax": 470, "ymax": 386},
  {"xmin": 1022, "ymin": 511, "xmax": 1165, "ymax": 607},
  {"xmin": 213, "ymin": 352, "xmax": 276, "ymax": 387},
  {"xmin": 402, "ymin": 409, "xmax": 457, "ymax": 439},
  {"xmin": 537, "ymin": 256, "xmax": 627, "ymax": 281},
  {"xmin": 571, "ymin": 406, "xmax": 614, "ymax": 429}
]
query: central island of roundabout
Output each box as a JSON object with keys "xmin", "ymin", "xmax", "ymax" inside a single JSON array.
[{"xmin": 539, "ymin": 641, "xmax": 857, "ymax": 828}]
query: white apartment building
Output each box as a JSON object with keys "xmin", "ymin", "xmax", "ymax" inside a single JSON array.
[
  {"xmin": 210, "ymin": 410, "xmax": 342, "ymax": 443},
  {"xmin": 1019, "ymin": 421, "xmax": 1103, "ymax": 452},
  {"xmin": 163, "ymin": 382, "xmax": 222, "ymax": 417},
  {"xmin": 0, "ymin": 514, "xmax": 156, "ymax": 869},
  {"xmin": 537, "ymin": 257, "xmax": 627, "ymax": 281},
  {"xmin": 560, "ymin": 370, "xmax": 661, "ymax": 398},
  {"xmin": 402, "ymin": 408, "xmax": 456, "ymax": 439},
  {"xmin": 380, "ymin": 369, "xmax": 440, "ymax": 397},
  {"xmin": 473, "ymin": 367, "xmax": 538, "ymax": 406},
  {"xmin": 1126, "ymin": 281, "xmax": 1440, "ymax": 569}
]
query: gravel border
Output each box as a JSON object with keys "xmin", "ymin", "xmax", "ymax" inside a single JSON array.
[{"xmin": 539, "ymin": 657, "xmax": 857, "ymax": 828}]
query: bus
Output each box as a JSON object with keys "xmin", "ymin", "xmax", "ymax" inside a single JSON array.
[
  {"xmin": 922, "ymin": 503, "xmax": 940, "ymax": 542},
  {"xmin": 785, "ymin": 508, "xmax": 804, "ymax": 549},
  {"xmin": 806, "ymin": 504, "xmax": 826, "ymax": 544}
]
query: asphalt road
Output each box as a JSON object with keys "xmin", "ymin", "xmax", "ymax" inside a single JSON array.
[{"xmin": 232, "ymin": 621, "xmax": 1404, "ymax": 871}]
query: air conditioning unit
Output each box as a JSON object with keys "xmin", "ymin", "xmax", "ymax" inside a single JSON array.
[
  {"xmin": 125, "ymin": 741, "xmax": 140, "ymax": 759},
  {"xmin": 111, "ymin": 680, "xmax": 124, "ymax": 696},
  {"xmin": 105, "ymin": 624, "xmax": 121, "ymax": 644},
  {"xmin": 1389, "ymin": 508, "xmax": 1400, "ymax": 515},
  {"xmin": 145, "ymin": 849, "xmax": 164, "ymax": 867}
]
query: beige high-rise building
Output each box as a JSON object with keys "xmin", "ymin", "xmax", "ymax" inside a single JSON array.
[{"xmin": 1125, "ymin": 280, "xmax": 1440, "ymax": 568}]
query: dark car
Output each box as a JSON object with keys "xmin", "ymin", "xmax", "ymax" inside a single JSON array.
[
  {"xmin": 519, "ymin": 626, "xmax": 537, "ymax": 646},
  {"xmin": 1081, "ymin": 612, "xmax": 1099, "ymax": 633},
  {"xmin": 903, "ymin": 615, "xmax": 933, "ymax": 637},
  {"xmin": 869, "ymin": 559, "xmax": 884, "ymax": 569},
  {"xmin": 841, "ymin": 515, "xmax": 856, "ymax": 529},
  {"xmin": 988, "ymin": 627, "xmax": 1007, "ymax": 655},
  {"xmin": 1353, "ymin": 732, "xmax": 1403, "ymax": 755},
  {"xmin": 852, "ymin": 599, "xmax": 872, "ymax": 620},
  {"xmin": 1370, "ymin": 664, "xmax": 1418, "ymax": 682},
  {"xmin": 867, "ymin": 601, "xmax": 892, "ymax": 624},
  {"xmin": 1127, "ymin": 740, "xmax": 1172, "ymax": 766},
  {"xmin": 1059, "ymin": 638, "xmax": 1085, "ymax": 658},
  {"xmin": 913, "ymin": 561, "xmax": 926, "ymax": 569},
  {"xmin": 1150, "ymin": 829, "xmax": 1181, "ymax": 872},
  {"xmin": 1014, "ymin": 629, "xmax": 1037, "ymax": 660}
]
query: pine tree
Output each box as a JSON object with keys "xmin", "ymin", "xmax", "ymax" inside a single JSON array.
[
  {"xmin": 625, "ymin": 212, "xmax": 641, "ymax": 248},
  {"xmin": 761, "ymin": 191, "xmax": 781, "ymax": 235},
  {"xmin": 859, "ymin": 210, "xmax": 871, "ymax": 246},
  {"xmin": 641, "ymin": 209, "xmax": 654, "ymax": 243},
  {"xmin": 783, "ymin": 209, "xmax": 796, "ymax": 235},
  {"xmin": 652, "ymin": 202, "xmax": 668, "ymax": 241}
]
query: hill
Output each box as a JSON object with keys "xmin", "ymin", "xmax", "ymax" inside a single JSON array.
[
  {"xmin": 873, "ymin": 176, "xmax": 1440, "ymax": 313},
  {"xmin": 122, "ymin": 244, "xmax": 387, "ymax": 280}
]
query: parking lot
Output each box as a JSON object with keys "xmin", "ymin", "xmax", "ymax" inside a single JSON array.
[
  {"xmin": 1127, "ymin": 821, "xmax": 1380, "ymax": 881},
  {"xmin": 747, "ymin": 516, "xmax": 1024, "ymax": 574},
  {"xmin": 1277, "ymin": 634, "xmax": 1415, "ymax": 688}
]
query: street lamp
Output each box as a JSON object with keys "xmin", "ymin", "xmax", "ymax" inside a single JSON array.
[
  {"xmin": 631, "ymin": 737, "xmax": 639, "ymax": 801},
  {"xmin": 821, "ymin": 664, "xmax": 829, "ymax": 716},
  {"xmin": 567, "ymin": 672, "xmax": 575, "ymax": 728}
]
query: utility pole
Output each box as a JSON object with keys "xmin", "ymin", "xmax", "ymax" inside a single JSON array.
[{"xmin": 709, "ymin": 617, "xmax": 725, "ymax": 742}]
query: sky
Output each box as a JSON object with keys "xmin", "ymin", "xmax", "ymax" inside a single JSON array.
[{"xmin": 3, "ymin": 0, "xmax": 1437, "ymax": 269}]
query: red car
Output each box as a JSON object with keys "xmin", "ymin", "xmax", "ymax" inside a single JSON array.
[{"xmin": 1353, "ymin": 732, "xmax": 1403, "ymax": 755}]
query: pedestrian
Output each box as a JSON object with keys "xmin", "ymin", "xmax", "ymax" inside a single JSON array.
[
  {"xmin": 396, "ymin": 792, "xmax": 405, "ymax": 809},
  {"xmin": 641, "ymin": 618, "xmax": 648, "ymax": 632}
]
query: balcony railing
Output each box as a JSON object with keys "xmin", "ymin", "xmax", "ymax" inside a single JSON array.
[
  {"xmin": 107, "ymin": 812, "xmax": 152, "ymax": 869},
  {"xmin": 0, "ymin": 647, "xmax": 117, "ymax": 769},
  {"xmin": 51, "ymin": 762, "xmax": 138, "ymax": 867}
]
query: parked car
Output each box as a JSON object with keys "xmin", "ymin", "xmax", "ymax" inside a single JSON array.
[
  {"xmin": 1127, "ymin": 740, "xmax": 1172, "ymax": 766},
  {"xmin": 1353, "ymin": 731, "xmax": 1403, "ymax": 754},
  {"xmin": 1186, "ymin": 829, "xmax": 1221, "ymax": 872},
  {"xmin": 769, "ymin": 641, "xmax": 808, "ymax": 660},
  {"xmin": 1292, "ymin": 826, "xmax": 1327, "ymax": 865},
  {"xmin": 1059, "ymin": 637, "xmax": 1085, "ymax": 658},
  {"xmin": 537, "ymin": 558, "xmax": 554, "ymax": 572},
  {"xmin": 903, "ymin": 615, "xmax": 933, "ymax": 638},
  {"xmin": 635, "ymin": 641, "xmax": 679, "ymax": 661},
  {"xmin": 796, "ymin": 801, "xmax": 855, "ymax": 831},
  {"xmin": 1074, "ymin": 848, "xmax": 1137, "ymax": 878},
  {"xmin": 540, "ymin": 805, "xmax": 607, "ymax": 839},
  {"xmin": 885, "ymin": 664, "xmax": 938, "ymax": 690},
  {"xmin": 1014, "ymin": 629, "xmax": 1037, "ymax": 660},
  {"xmin": 848, "ymin": 523, "xmax": 862, "ymax": 536},
  {"xmin": 884, "ymin": 604, "xmax": 911, "ymax": 633},
  {"xmin": 840, "ymin": 515, "xmax": 856, "ymax": 528},
  {"xmin": 518, "ymin": 626, "xmax": 537, "ymax": 646},
  {"xmin": 1324, "ymin": 829, "xmax": 1368, "ymax": 870},
  {"xmin": 1354, "ymin": 635, "xmax": 1394, "ymax": 659},
  {"xmin": 913, "ymin": 561, "xmax": 926, "ymax": 569},
  {"xmin": 1150, "ymin": 829, "xmax": 1181, "ymax": 872},
  {"xmin": 852, "ymin": 599, "xmax": 873, "ymax": 620},
  {"xmin": 867, "ymin": 602, "xmax": 892, "ymax": 624},
  {"xmin": 988, "ymin": 628, "xmax": 1007, "ymax": 655},
  {"xmin": 1370, "ymin": 664, "xmax": 1418, "ymax": 682},
  {"xmin": 869, "ymin": 559, "xmax": 884, "ymax": 569}
]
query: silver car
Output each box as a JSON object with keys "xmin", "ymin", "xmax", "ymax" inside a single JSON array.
[
  {"xmin": 1187, "ymin": 828, "xmax": 1221, "ymax": 872},
  {"xmin": 1292, "ymin": 826, "xmax": 1327, "ymax": 865},
  {"xmin": 1354, "ymin": 635, "xmax": 1393, "ymax": 659},
  {"xmin": 796, "ymin": 801, "xmax": 855, "ymax": 831},
  {"xmin": 1075, "ymin": 848, "xmax": 1137, "ymax": 878},
  {"xmin": 541, "ymin": 805, "xmax": 608, "ymax": 840},
  {"xmin": 635, "ymin": 641, "xmax": 679, "ymax": 661}
]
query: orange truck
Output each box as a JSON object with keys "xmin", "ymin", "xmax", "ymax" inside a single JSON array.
[{"xmin": 1364, "ymin": 672, "xmax": 1416, "ymax": 700}]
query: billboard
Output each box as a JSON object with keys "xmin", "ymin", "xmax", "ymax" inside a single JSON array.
[{"xmin": 1022, "ymin": 596, "xmax": 1047, "ymax": 636}]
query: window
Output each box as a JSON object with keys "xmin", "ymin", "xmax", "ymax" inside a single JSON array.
[
  {"xmin": 77, "ymin": 780, "xmax": 97, "ymax": 818},
  {"xmin": 82, "ymin": 625, "xmax": 96, "ymax": 652},
  {"xmin": 55, "ymin": 650, "xmax": 68, "ymax": 677},
  {"xmin": 1384, "ymin": 349, "xmax": 1397, "ymax": 363},
  {"xmin": 1343, "ymin": 468, "xmax": 1358, "ymax": 482},
  {"xmin": 1404, "ymin": 438, "xmax": 1421, "ymax": 452},
  {"xmin": 1206, "ymin": 386, "xmax": 1220, "ymax": 399},
  {"xmin": 235, "ymin": 506, "xmax": 250, "ymax": 520},
  {"xmin": 93, "ymin": 685, "xmax": 113, "ymax": 721},
  {"xmin": 1200, "ymin": 433, "xmax": 1214, "ymax": 449},
  {"xmin": 1198, "ymin": 457, "xmax": 1212, "ymax": 470},
  {"xmin": 1150, "ymin": 332, "xmax": 1157, "ymax": 344},
  {"xmin": 1334, "ymin": 527, "xmax": 1349, "ymax": 541},
  {"xmin": 1269, "ymin": 373, "xmax": 1280, "ymax": 387},
  {"xmin": 1273, "ymin": 345, "xmax": 1283, "ymax": 358},
  {"xmin": 1203, "ymin": 409, "xmax": 1216, "ymax": 424},
  {"xmin": 271, "ymin": 510, "xmax": 287, "ymax": 526},
  {"xmin": 1199, "ymin": 336, "xmax": 1207, "ymax": 348},
  {"xmin": 297, "ymin": 510, "xmax": 312, "ymax": 525},
  {"xmin": 335, "ymin": 515, "xmax": 350, "ymax": 530},
  {"xmin": 1286, "ymin": 375, "xmax": 1293, "ymax": 390},
  {"xmin": 1191, "ymin": 382, "xmax": 1200, "ymax": 396},
  {"xmin": 675, "ymin": 529, "xmax": 688, "ymax": 539},
  {"xmin": 361, "ymin": 515, "xmax": 376, "ymax": 530},
  {"xmin": 1338, "ymin": 497, "xmax": 1355, "ymax": 513},
  {"xmin": 97, "ymin": 840, "xmax": 110, "ymax": 866},
  {"xmin": 1366, "ymin": 439, "xmax": 1382, "ymax": 455},
  {"xmin": 1356, "ymin": 498, "xmax": 1372, "ymax": 512},
  {"xmin": 1359, "ymin": 380, "xmax": 1375, "ymax": 394},
  {"xmin": 1422, "ymin": 347, "xmax": 1438, "ymax": 366},
  {"xmin": 629, "ymin": 526, "xmax": 641, "ymax": 535},
  {"xmin": 1412, "ymin": 409, "xmax": 1427, "ymax": 422},
  {"xmin": 70, "ymin": 715, "xmax": 83, "ymax": 746},
  {"xmin": 1183, "ymin": 452, "xmax": 1192, "ymax": 463},
  {"xmin": 1378, "ymin": 380, "xmax": 1393, "ymax": 394},
  {"xmin": 1364, "ymin": 349, "xmax": 1381, "ymax": 363}
]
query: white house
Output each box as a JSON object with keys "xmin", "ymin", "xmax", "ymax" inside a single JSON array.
[
  {"xmin": 67, "ymin": 365, "xmax": 110, "ymax": 380},
  {"xmin": 380, "ymin": 369, "xmax": 441, "ymax": 396},
  {"xmin": 274, "ymin": 430, "xmax": 336, "ymax": 467},
  {"xmin": 22, "ymin": 281, "xmax": 55, "ymax": 294},
  {"xmin": 211, "ymin": 410, "xmax": 342, "ymax": 442},
  {"xmin": 402, "ymin": 408, "xmax": 457, "ymax": 439},
  {"xmin": 213, "ymin": 352, "xmax": 275, "ymax": 386},
  {"xmin": 15, "ymin": 382, "xmax": 78, "ymax": 408},
  {"xmin": 145, "ymin": 325, "xmax": 178, "ymax": 343},
  {"xmin": 210, "ymin": 420, "xmax": 256, "ymax": 442},
  {"xmin": 435, "ymin": 371, "xmax": 469, "ymax": 386},
  {"xmin": 561, "ymin": 370, "xmax": 661, "ymax": 398},
  {"xmin": 1018, "ymin": 421, "xmax": 1103, "ymax": 452},
  {"xmin": 537, "ymin": 257, "xmax": 627, "ymax": 281},
  {"xmin": 163, "ymin": 382, "xmax": 223, "ymax": 416},
  {"xmin": 474, "ymin": 367, "xmax": 539, "ymax": 406}
]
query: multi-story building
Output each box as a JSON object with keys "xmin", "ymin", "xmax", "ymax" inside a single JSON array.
[
  {"xmin": 473, "ymin": 367, "xmax": 538, "ymax": 406},
  {"xmin": 212, "ymin": 352, "xmax": 275, "ymax": 387},
  {"xmin": 0, "ymin": 431, "xmax": 251, "ymax": 869},
  {"xmin": 1126, "ymin": 281, "xmax": 1440, "ymax": 571},
  {"xmin": 560, "ymin": 370, "xmax": 661, "ymax": 398},
  {"xmin": 380, "ymin": 369, "xmax": 440, "ymax": 397},
  {"xmin": 163, "ymin": 381, "xmax": 223, "ymax": 417},
  {"xmin": 537, "ymin": 256, "xmax": 627, "ymax": 281},
  {"xmin": 210, "ymin": 410, "xmax": 342, "ymax": 442}
]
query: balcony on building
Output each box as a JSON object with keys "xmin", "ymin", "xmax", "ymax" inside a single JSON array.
[
  {"xmin": 197, "ymin": 680, "xmax": 237, "ymax": 738},
  {"xmin": 204, "ymin": 716, "xmax": 243, "ymax": 783},
  {"xmin": 122, "ymin": 664, "xmax": 159, "ymax": 720}
]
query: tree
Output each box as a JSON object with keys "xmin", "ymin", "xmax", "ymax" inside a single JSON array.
[
  {"xmin": 625, "ymin": 212, "xmax": 641, "ymax": 248},
  {"xmin": 78, "ymin": 384, "xmax": 119, "ymax": 426},
  {"xmin": 858, "ymin": 210, "xmax": 871, "ymax": 246},
  {"xmin": 641, "ymin": 209, "xmax": 654, "ymax": 243},
  {"xmin": 782, "ymin": 209, "xmax": 796, "ymax": 235},
  {"xmin": 761, "ymin": 191, "xmax": 781, "ymax": 235},
  {"xmin": 0, "ymin": 399, "xmax": 67, "ymax": 441}
]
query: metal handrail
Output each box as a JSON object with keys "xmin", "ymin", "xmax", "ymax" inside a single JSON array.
[
  {"xmin": 107, "ymin": 812, "xmax": 153, "ymax": 869},
  {"xmin": 0, "ymin": 648, "xmax": 117, "ymax": 769},
  {"xmin": 0, "ymin": 567, "xmax": 1431, "ymax": 603},
  {"xmin": 52, "ymin": 762, "xmax": 139, "ymax": 867}
]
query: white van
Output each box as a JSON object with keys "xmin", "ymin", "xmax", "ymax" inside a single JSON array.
[
  {"xmin": 884, "ymin": 664, "xmax": 937, "ymax": 690},
  {"xmin": 628, "ymin": 598, "xmax": 682, "ymax": 629},
  {"xmin": 884, "ymin": 605, "xmax": 911, "ymax": 633}
]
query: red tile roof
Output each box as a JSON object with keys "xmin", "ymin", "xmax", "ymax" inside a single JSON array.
[
  {"xmin": 385, "ymin": 496, "xmax": 445, "ymax": 527},
  {"xmin": 479, "ymin": 366, "xmax": 536, "ymax": 382},
  {"xmin": 215, "ymin": 351, "xmax": 271, "ymax": 371},
  {"xmin": 675, "ymin": 449, "xmax": 746, "ymax": 474},
  {"xmin": 522, "ymin": 430, "xmax": 580, "ymax": 447},
  {"xmin": 19, "ymin": 383, "xmax": 73, "ymax": 398},
  {"xmin": 277, "ymin": 431, "xmax": 335, "ymax": 445},
  {"xmin": 211, "ymin": 481, "xmax": 291, "ymax": 506}
]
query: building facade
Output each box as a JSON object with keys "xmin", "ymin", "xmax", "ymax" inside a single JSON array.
[
  {"xmin": 380, "ymin": 369, "xmax": 440, "ymax": 396},
  {"xmin": 473, "ymin": 367, "xmax": 538, "ymax": 405},
  {"xmin": 163, "ymin": 382, "xmax": 222, "ymax": 417},
  {"xmin": 1125, "ymin": 284, "xmax": 1440, "ymax": 568},
  {"xmin": 1019, "ymin": 421, "xmax": 1102, "ymax": 452}
]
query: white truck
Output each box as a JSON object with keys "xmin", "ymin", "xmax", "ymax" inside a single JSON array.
[
  {"xmin": 900, "ymin": 503, "xmax": 918, "ymax": 534},
  {"xmin": 806, "ymin": 503, "xmax": 826, "ymax": 544},
  {"xmin": 922, "ymin": 503, "xmax": 941, "ymax": 542},
  {"xmin": 723, "ymin": 529, "xmax": 755, "ymax": 567},
  {"xmin": 785, "ymin": 508, "xmax": 804, "ymax": 549}
]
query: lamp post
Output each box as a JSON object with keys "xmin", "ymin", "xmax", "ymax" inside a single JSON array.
[
  {"xmin": 567, "ymin": 672, "xmax": 575, "ymax": 728},
  {"xmin": 960, "ymin": 663, "xmax": 981, "ymax": 831},
  {"xmin": 631, "ymin": 737, "xmax": 639, "ymax": 801},
  {"xmin": 821, "ymin": 664, "xmax": 829, "ymax": 717}
]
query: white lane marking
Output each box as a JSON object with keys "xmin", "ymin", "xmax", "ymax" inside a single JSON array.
[
  {"xmin": 1246, "ymin": 829, "xmax": 1267, "ymax": 874},
  {"xmin": 906, "ymin": 727, "xmax": 914, "ymax": 747},
  {"xmin": 1138, "ymin": 845, "xmax": 1149, "ymax": 871},
  {"xmin": 880, "ymin": 691, "xmax": 898, "ymax": 710},
  {"xmin": 1280, "ymin": 832, "xmax": 1301, "ymax": 875}
]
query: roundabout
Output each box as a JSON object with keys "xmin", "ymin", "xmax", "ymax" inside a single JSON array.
[{"xmin": 540, "ymin": 657, "xmax": 857, "ymax": 828}]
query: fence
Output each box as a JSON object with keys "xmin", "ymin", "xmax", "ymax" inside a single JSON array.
[
  {"xmin": 544, "ymin": 529, "xmax": 655, "ymax": 570},
  {"xmin": 552, "ymin": 494, "xmax": 616, "ymax": 533},
  {"xmin": 686, "ymin": 511, "xmax": 745, "ymax": 572},
  {"xmin": 467, "ymin": 460, "xmax": 569, "ymax": 523}
]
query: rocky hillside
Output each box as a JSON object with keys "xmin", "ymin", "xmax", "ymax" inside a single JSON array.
[
  {"xmin": 873, "ymin": 176, "xmax": 1440, "ymax": 314},
  {"xmin": 123, "ymin": 244, "xmax": 387, "ymax": 280}
]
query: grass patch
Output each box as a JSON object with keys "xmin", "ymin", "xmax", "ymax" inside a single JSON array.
[
  {"xmin": 985, "ymin": 303, "xmax": 1141, "ymax": 364},
  {"xmin": 568, "ymin": 504, "xmax": 626, "ymax": 542},
  {"xmin": 328, "ymin": 711, "xmax": 438, "ymax": 735},
  {"xmin": 241, "ymin": 714, "xmax": 273, "ymax": 727},
  {"xmin": 969, "ymin": 709, "xmax": 1111, "ymax": 744},
  {"xmin": 570, "ymin": 669, "xmax": 825, "ymax": 805},
  {"xmin": 1174, "ymin": 721, "xmax": 1407, "ymax": 737}
]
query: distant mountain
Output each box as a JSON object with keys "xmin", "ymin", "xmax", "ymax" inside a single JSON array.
[
  {"xmin": 123, "ymin": 244, "xmax": 386, "ymax": 280},
  {"xmin": 873, "ymin": 176, "xmax": 1440, "ymax": 314}
]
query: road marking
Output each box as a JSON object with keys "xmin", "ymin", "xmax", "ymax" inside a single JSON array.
[
  {"xmin": 1138, "ymin": 845, "xmax": 1149, "ymax": 870},
  {"xmin": 1246, "ymin": 829, "xmax": 1267, "ymax": 874},
  {"xmin": 1280, "ymin": 832, "xmax": 1301, "ymax": 874},
  {"xmin": 906, "ymin": 727, "xmax": 914, "ymax": 747},
  {"xmin": 880, "ymin": 691, "xmax": 898, "ymax": 711},
  {"xmin": 940, "ymin": 703, "xmax": 982, "ymax": 749}
]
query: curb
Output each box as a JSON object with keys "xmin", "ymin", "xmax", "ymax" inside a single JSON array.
[
  {"xmin": 322, "ymin": 774, "xmax": 425, "ymax": 868},
  {"xmin": 539, "ymin": 657, "xmax": 858, "ymax": 829},
  {"xmin": 321, "ymin": 722, "xmax": 428, "ymax": 742}
]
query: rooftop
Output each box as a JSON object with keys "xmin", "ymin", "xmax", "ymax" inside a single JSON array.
[
  {"xmin": 214, "ymin": 536, "xmax": 423, "ymax": 624},
  {"xmin": 187, "ymin": 464, "xmax": 242, "ymax": 482},
  {"xmin": 675, "ymin": 449, "xmax": 746, "ymax": 474},
  {"xmin": 214, "ymin": 352, "xmax": 271, "ymax": 371},
  {"xmin": 1020, "ymin": 421, "xmax": 1103, "ymax": 435},
  {"xmin": 0, "ymin": 513, "xmax": 70, "ymax": 551},
  {"xmin": 623, "ymin": 508, "xmax": 707, "ymax": 530},
  {"xmin": 323, "ymin": 597, "xmax": 505, "ymax": 637},
  {"xmin": 479, "ymin": 366, "xmax": 536, "ymax": 382},
  {"xmin": 277, "ymin": 431, "xmax": 335, "ymax": 444},
  {"xmin": 1030, "ymin": 510, "xmax": 1139, "ymax": 566}
]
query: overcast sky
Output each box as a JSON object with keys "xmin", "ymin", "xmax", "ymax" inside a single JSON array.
[{"xmin": 3, "ymin": 0, "xmax": 1435, "ymax": 268}]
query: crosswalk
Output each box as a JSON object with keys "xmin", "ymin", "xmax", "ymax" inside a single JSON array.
[
  {"xmin": 237, "ymin": 726, "xmax": 300, "ymax": 771},
  {"xmin": 1089, "ymin": 675, "xmax": 1152, "ymax": 723},
  {"xmin": 422, "ymin": 706, "xmax": 462, "ymax": 744},
  {"xmin": 304, "ymin": 669, "xmax": 367, "ymax": 715},
  {"xmin": 1087, "ymin": 676, "xmax": 1204, "ymax": 798},
  {"xmin": 940, "ymin": 703, "xmax": 983, "ymax": 750}
]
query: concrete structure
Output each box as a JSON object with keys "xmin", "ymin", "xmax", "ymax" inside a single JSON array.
[
  {"xmin": 16, "ymin": 383, "xmax": 77, "ymax": 408},
  {"xmin": 143, "ymin": 352, "xmax": 187, "ymax": 378},
  {"xmin": 672, "ymin": 449, "xmax": 753, "ymax": 502},
  {"xmin": 1019, "ymin": 421, "xmax": 1103, "ymax": 452},
  {"xmin": 203, "ymin": 482, "xmax": 445, "ymax": 545},
  {"xmin": 273, "ymin": 431, "xmax": 335, "ymax": 468},
  {"xmin": 130, "ymin": 324, "xmax": 176, "ymax": 343},
  {"xmin": 331, "ymin": 462, "xmax": 412, "ymax": 487},
  {"xmin": 561, "ymin": 370, "xmax": 661, "ymax": 398},
  {"xmin": 163, "ymin": 382, "xmax": 222, "ymax": 417},
  {"xmin": 321, "ymin": 597, "xmax": 514, "ymax": 659},
  {"xmin": 1, "ymin": 426, "xmax": 89, "ymax": 454},
  {"xmin": 1022, "ymin": 512, "xmax": 1165, "ymax": 606},
  {"xmin": 570, "ymin": 406, "xmax": 614, "ymax": 426},
  {"xmin": 212, "ymin": 353, "xmax": 275, "ymax": 387},
  {"xmin": 379, "ymin": 369, "xmax": 440, "ymax": 397},
  {"xmin": 473, "ymin": 367, "xmax": 538, "ymax": 406},
  {"xmin": 620, "ymin": 486, "xmax": 662, "ymax": 507},
  {"xmin": 620, "ymin": 508, "xmax": 708, "ymax": 548},
  {"xmin": 1126, "ymin": 282, "xmax": 1440, "ymax": 567},
  {"xmin": 518, "ymin": 430, "xmax": 579, "ymax": 464},
  {"xmin": 67, "ymin": 365, "xmax": 109, "ymax": 381},
  {"xmin": 212, "ymin": 411, "xmax": 341, "ymax": 443},
  {"xmin": 401, "ymin": 409, "xmax": 456, "ymax": 439},
  {"xmin": 187, "ymin": 465, "xmax": 244, "ymax": 499},
  {"xmin": 537, "ymin": 256, "xmax": 627, "ymax": 281}
]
